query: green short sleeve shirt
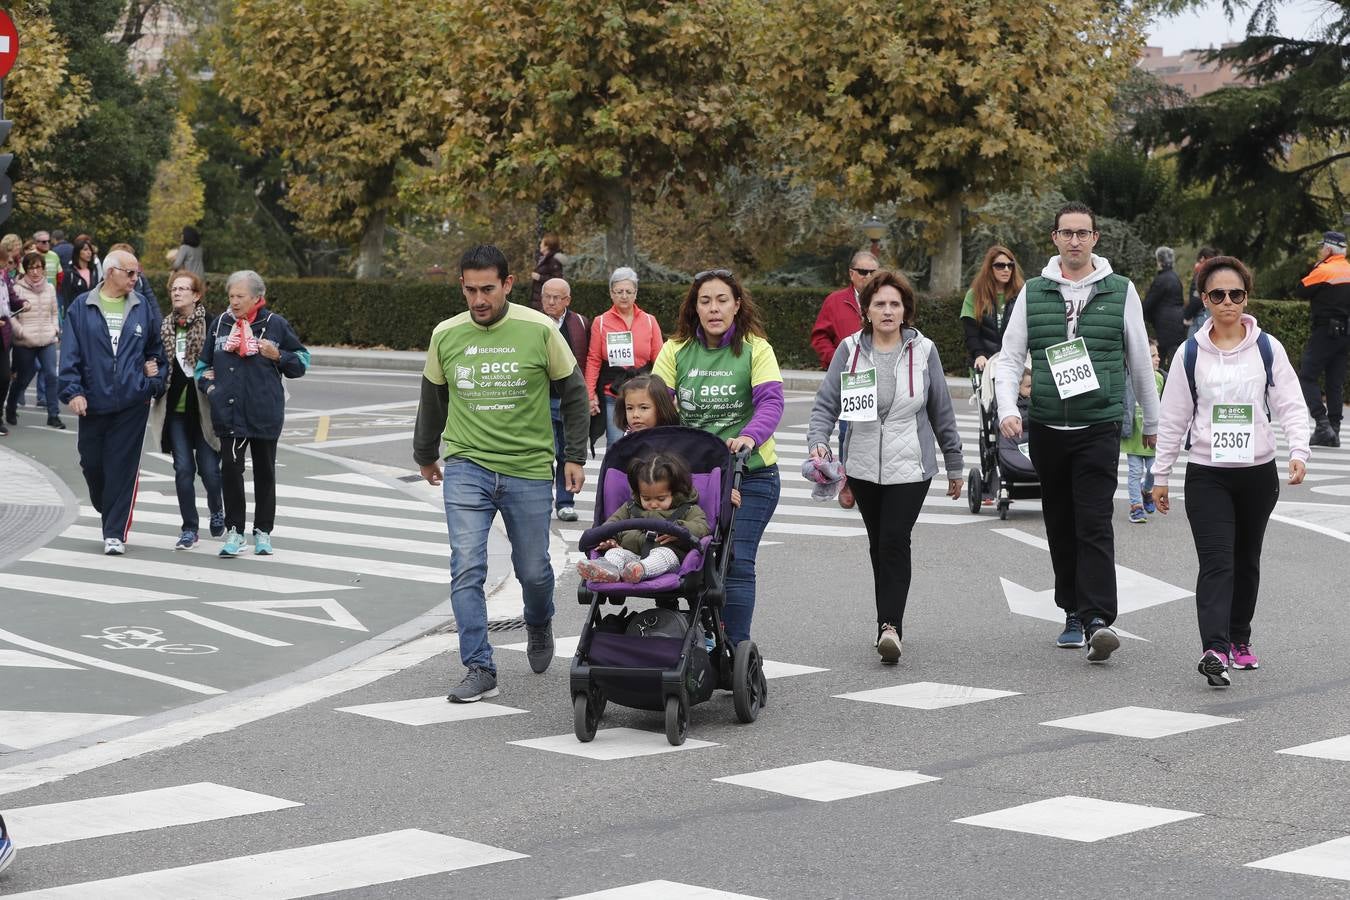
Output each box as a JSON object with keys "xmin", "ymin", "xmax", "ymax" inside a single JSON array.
[{"xmin": 423, "ymin": 303, "xmax": 577, "ymax": 480}]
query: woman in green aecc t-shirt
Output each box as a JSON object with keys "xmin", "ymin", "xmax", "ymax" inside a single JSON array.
[{"xmin": 653, "ymin": 269, "xmax": 784, "ymax": 646}]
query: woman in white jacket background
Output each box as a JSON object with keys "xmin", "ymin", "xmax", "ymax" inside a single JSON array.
[
  {"xmin": 807, "ymin": 269, "xmax": 963, "ymax": 665},
  {"xmin": 1153, "ymin": 256, "xmax": 1311, "ymax": 688}
]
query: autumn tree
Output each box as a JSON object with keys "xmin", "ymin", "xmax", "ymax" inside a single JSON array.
[
  {"xmin": 751, "ymin": 0, "xmax": 1146, "ymax": 294},
  {"xmin": 5, "ymin": 0, "xmax": 91, "ymax": 226},
  {"xmin": 143, "ymin": 113, "xmax": 205, "ymax": 265},
  {"xmin": 216, "ymin": 1, "xmax": 455, "ymax": 278},
  {"xmin": 433, "ymin": 0, "xmax": 753, "ymax": 270}
]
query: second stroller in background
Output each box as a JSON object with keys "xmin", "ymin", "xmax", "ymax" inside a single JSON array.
[{"xmin": 968, "ymin": 354, "xmax": 1041, "ymax": 519}]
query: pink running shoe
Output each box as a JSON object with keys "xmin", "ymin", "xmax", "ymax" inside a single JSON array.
[
  {"xmin": 1229, "ymin": 643, "xmax": 1259, "ymax": 669},
  {"xmin": 621, "ymin": 560, "xmax": 648, "ymax": 583},
  {"xmin": 576, "ymin": 559, "xmax": 621, "ymax": 583}
]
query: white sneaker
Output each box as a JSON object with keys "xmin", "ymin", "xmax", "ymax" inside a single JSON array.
[
  {"xmin": 103, "ymin": 538, "xmax": 125, "ymax": 556},
  {"xmin": 876, "ymin": 624, "xmax": 902, "ymax": 665}
]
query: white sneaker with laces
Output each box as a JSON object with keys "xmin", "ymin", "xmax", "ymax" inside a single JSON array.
[{"xmin": 103, "ymin": 538, "xmax": 125, "ymax": 556}]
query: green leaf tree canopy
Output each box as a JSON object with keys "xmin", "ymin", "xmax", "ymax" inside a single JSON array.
[
  {"xmin": 216, "ymin": 0, "xmax": 457, "ymax": 278},
  {"xmin": 432, "ymin": 0, "xmax": 753, "ymax": 271},
  {"xmin": 752, "ymin": 0, "xmax": 1145, "ymax": 293}
]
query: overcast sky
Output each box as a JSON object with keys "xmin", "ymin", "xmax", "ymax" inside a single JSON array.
[{"xmin": 1147, "ymin": 0, "xmax": 1337, "ymax": 54}]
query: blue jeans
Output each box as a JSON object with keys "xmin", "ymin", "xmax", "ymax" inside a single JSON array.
[
  {"xmin": 443, "ymin": 457, "xmax": 556, "ymax": 673},
  {"xmin": 168, "ymin": 411, "xmax": 223, "ymax": 531},
  {"xmin": 550, "ymin": 396, "xmax": 574, "ymax": 510},
  {"xmin": 838, "ymin": 420, "xmax": 850, "ymax": 463},
  {"xmin": 725, "ymin": 464, "xmax": 780, "ymax": 644},
  {"xmin": 8, "ymin": 343, "xmax": 59, "ymax": 418},
  {"xmin": 1127, "ymin": 454, "xmax": 1154, "ymax": 507},
  {"xmin": 602, "ymin": 394, "xmax": 624, "ymax": 446}
]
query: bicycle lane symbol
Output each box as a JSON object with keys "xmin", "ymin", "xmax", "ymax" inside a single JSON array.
[{"xmin": 82, "ymin": 626, "xmax": 219, "ymax": 655}]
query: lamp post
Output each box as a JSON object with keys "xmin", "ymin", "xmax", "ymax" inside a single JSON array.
[{"xmin": 861, "ymin": 215, "xmax": 886, "ymax": 257}]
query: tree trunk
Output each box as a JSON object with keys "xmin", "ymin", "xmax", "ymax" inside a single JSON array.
[
  {"xmin": 929, "ymin": 195, "xmax": 964, "ymax": 296},
  {"xmin": 601, "ymin": 178, "xmax": 635, "ymax": 272},
  {"xmin": 355, "ymin": 206, "xmax": 386, "ymax": 279},
  {"xmin": 355, "ymin": 162, "xmax": 396, "ymax": 279}
]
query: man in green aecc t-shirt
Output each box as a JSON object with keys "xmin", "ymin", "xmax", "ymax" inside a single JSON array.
[{"xmin": 413, "ymin": 244, "xmax": 589, "ymax": 705}]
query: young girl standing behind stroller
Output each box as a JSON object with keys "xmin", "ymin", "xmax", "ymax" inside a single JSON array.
[{"xmin": 577, "ymin": 452, "xmax": 710, "ymax": 583}]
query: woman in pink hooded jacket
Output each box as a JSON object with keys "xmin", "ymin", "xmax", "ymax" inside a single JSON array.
[{"xmin": 1153, "ymin": 256, "xmax": 1311, "ymax": 688}]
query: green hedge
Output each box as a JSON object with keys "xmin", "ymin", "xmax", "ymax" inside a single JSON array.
[{"xmin": 147, "ymin": 274, "xmax": 1346, "ymax": 400}]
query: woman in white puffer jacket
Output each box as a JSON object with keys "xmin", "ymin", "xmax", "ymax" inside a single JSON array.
[{"xmin": 807, "ymin": 269, "xmax": 964, "ymax": 665}]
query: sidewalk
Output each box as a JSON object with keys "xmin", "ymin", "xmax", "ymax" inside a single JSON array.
[
  {"xmin": 0, "ymin": 445, "xmax": 77, "ymax": 569},
  {"xmin": 308, "ymin": 346, "xmax": 974, "ymax": 399}
]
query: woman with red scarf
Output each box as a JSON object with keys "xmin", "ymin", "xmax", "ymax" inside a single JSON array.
[{"xmin": 196, "ymin": 270, "xmax": 309, "ymax": 557}]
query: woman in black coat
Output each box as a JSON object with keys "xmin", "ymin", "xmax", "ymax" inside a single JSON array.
[{"xmin": 1141, "ymin": 246, "xmax": 1186, "ymax": 365}]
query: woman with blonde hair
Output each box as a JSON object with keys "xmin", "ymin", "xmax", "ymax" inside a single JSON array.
[{"xmin": 960, "ymin": 245, "xmax": 1024, "ymax": 371}]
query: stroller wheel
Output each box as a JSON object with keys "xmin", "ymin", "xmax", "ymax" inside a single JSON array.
[
  {"xmin": 664, "ymin": 694, "xmax": 688, "ymax": 746},
  {"xmin": 967, "ymin": 467, "xmax": 983, "ymax": 514},
  {"xmin": 998, "ymin": 501, "xmax": 1010, "ymax": 521},
  {"xmin": 573, "ymin": 690, "xmax": 604, "ymax": 743},
  {"xmin": 733, "ymin": 640, "xmax": 766, "ymax": 723}
]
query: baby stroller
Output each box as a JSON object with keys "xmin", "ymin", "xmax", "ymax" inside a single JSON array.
[
  {"xmin": 571, "ymin": 425, "xmax": 767, "ymax": 746},
  {"xmin": 967, "ymin": 353, "xmax": 1042, "ymax": 520}
]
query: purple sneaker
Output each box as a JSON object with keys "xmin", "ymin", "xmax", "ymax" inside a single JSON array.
[
  {"xmin": 1198, "ymin": 649, "xmax": 1231, "ymax": 687},
  {"xmin": 1230, "ymin": 642, "xmax": 1259, "ymax": 670}
]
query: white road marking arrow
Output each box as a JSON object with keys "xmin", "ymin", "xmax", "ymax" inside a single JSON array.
[{"xmin": 994, "ymin": 528, "xmax": 1192, "ymax": 640}]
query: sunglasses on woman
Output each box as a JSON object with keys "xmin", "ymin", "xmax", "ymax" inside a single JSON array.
[
  {"xmin": 1205, "ymin": 289, "xmax": 1247, "ymax": 305},
  {"xmin": 992, "ymin": 262, "xmax": 1015, "ymax": 271}
]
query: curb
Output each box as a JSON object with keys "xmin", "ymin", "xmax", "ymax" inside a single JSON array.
[{"xmin": 0, "ymin": 445, "xmax": 80, "ymax": 570}]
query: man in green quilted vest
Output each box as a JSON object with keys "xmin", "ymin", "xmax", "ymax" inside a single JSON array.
[{"xmin": 994, "ymin": 203, "xmax": 1159, "ymax": 663}]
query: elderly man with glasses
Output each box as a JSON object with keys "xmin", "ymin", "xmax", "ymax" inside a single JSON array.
[
  {"xmin": 995, "ymin": 202, "xmax": 1159, "ymax": 663},
  {"xmin": 810, "ymin": 249, "xmax": 878, "ymax": 508},
  {"xmin": 59, "ymin": 249, "xmax": 167, "ymax": 555}
]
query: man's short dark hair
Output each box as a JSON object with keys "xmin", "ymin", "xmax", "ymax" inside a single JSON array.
[
  {"xmin": 51, "ymin": 229, "xmax": 66, "ymax": 242},
  {"xmin": 1197, "ymin": 246, "xmax": 1220, "ymax": 261},
  {"xmin": 1054, "ymin": 202, "xmax": 1097, "ymax": 232},
  {"xmin": 459, "ymin": 244, "xmax": 509, "ymax": 280}
]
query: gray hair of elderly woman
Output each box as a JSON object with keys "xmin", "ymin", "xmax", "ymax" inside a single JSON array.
[
  {"xmin": 608, "ymin": 267, "xmax": 639, "ymax": 291},
  {"xmin": 225, "ymin": 269, "xmax": 267, "ymax": 298},
  {"xmin": 1155, "ymin": 246, "xmax": 1175, "ymax": 269}
]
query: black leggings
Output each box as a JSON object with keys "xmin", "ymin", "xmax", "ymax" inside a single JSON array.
[
  {"xmin": 221, "ymin": 436, "xmax": 278, "ymax": 534},
  {"xmin": 847, "ymin": 477, "xmax": 929, "ymax": 636},
  {"xmin": 1183, "ymin": 461, "xmax": 1279, "ymax": 654}
]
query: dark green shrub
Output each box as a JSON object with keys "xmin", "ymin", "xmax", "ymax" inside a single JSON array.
[{"xmin": 146, "ymin": 273, "xmax": 1345, "ymax": 398}]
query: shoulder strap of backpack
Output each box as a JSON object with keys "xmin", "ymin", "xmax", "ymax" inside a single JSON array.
[
  {"xmin": 1184, "ymin": 337, "xmax": 1198, "ymax": 450},
  {"xmin": 1257, "ymin": 331, "xmax": 1274, "ymax": 420}
]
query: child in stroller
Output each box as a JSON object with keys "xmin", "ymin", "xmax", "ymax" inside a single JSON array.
[
  {"xmin": 968, "ymin": 355, "xmax": 1041, "ymax": 519},
  {"xmin": 576, "ymin": 453, "xmax": 711, "ymax": 583},
  {"xmin": 571, "ymin": 425, "xmax": 767, "ymax": 746}
]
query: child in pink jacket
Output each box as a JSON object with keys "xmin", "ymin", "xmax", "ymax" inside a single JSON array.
[{"xmin": 1153, "ymin": 256, "xmax": 1311, "ymax": 689}]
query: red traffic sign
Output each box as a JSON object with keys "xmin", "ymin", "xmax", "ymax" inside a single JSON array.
[{"xmin": 0, "ymin": 11, "xmax": 17, "ymax": 80}]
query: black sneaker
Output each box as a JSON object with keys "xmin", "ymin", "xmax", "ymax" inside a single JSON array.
[
  {"xmin": 46, "ymin": 416, "xmax": 66, "ymax": 430},
  {"xmin": 1085, "ymin": 619, "xmax": 1120, "ymax": 662},
  {"xmin": 447, "ymin": 665, "xmax": 499, "ymax": 703},
  {"xmin": 1198, "ymin": 650, "xmax": 1231, "ymax": 687},
  {"xmin": 0, "ymin": 422, "xmax": 7, "ymax": 436},
  {"xmin": 1057, "ymin": 614, "xmax": 1086, "ymax": 648},
  {"xmin": 4, "ymin": 410, "xmax": 15, "ymax": 425},
  {"xmin": 208, "ymin": 510, "xmax": 226, "ymax": 538},
  {"xmin": 525, "ymin": 621, "xmax": 555, "ymax": 673}
]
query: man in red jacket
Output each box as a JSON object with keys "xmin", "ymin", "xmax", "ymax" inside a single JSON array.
[{"xmin": 809, "ymin": 250, "xmax": 877, "ymax": 508}]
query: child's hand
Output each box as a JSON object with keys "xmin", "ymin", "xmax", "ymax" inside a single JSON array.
[
  {"xmin": 656, "ymin": 534, "xmax": 677, "ymax": 545},
  {"xmin": 730, "ymin": 488, "xmax": 741, "ymax": 507},
  {"xmin": 596, "ymin": 539, "xmax": 618, "ymax": 551}
]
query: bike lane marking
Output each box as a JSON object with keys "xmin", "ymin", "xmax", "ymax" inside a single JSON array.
[{"xmin": 0, "ymin": 628, "xmax": 222, "ymax": 696}]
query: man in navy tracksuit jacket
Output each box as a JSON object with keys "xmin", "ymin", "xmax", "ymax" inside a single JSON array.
[{"xmin": 58, "ymin": 250, "xmax": 167, "ymax": 554}]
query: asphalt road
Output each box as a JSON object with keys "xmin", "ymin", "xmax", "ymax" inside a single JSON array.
[{"xmin": 2, "ymin": 365, "xmax": 1350, "ymax": 898}]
